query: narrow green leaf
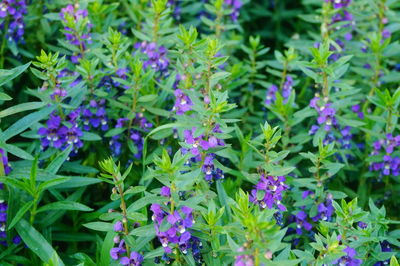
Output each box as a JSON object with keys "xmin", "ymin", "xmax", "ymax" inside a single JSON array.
[
  {"xmin": 0, "ymin": 102, "xmax": 46, "ymax": 118},
  {"xmin": 3, "ymin": 143, "xmax": 34, "ymax": 160},
  {"xmin": 0, "ymin": 92, "xmax": 12, "ymax": 101},
  {"xmin": 15, "ymin": 219, "xmax": 64, "ymax": 265},
  {"xmin": 8, "ymin": 201, "xmax": 34, "ymax": 229},
  {"xmin": 2, "ymin": 106, "xmax": 55, "ymax": 141},
  {"xmin": 0, "ymin": 62, "xmax": 31, "ymax": 87},
  {"xmin": 36, "ymin": 201, "xmax": 93, "ymax": 213},
  {"xmin": 83, "ymin": 222, "xmax": 113, "ymax": 232},
  {"xmin": 46, "ymin": 145, "xmax": 72, "ymax": 174}
]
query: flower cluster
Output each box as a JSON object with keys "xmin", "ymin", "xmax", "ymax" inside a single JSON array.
[
  {"xmin": 173, "ymin": 89, "xmax": 193, "ymax": 115},
  {"xmin": 333, "ymin": 246, "xmax": 362, "ymax": 266},
  {"xmin": 264, "ymin": 76, "xmax": 293, "ymax": 105},
  {"xmin": 326, "ymin": 0, "xmax": 351, "ymax": 9},
  {"xmin": 110, "ymin": 222, "xmax": 143, "ymax": 265},
  {"xmin": 38, "ymin": 110, "xmax": 83, "ymax": 154},
  {"xmin": 183, "ymin": 126, "xmax": 225, "ymax": 157},
  {"xmin": 309, "ymin": 94, "xmax": 337, "ymax": 132},
  {"xmin": 312, "ymin": 197, "xmax": 334, "ymax": 222},
  {"xmin": 201, "ymin": 154, "xmax": 225, "ymax": 183},
  {"xmin": 134, "ymin": 41, "xmax": 169, "ymax": 76},
  {"xmin": 109, "ymin": 114, "xmax": 152, "ymax": 159},
  {"xmin": 294, "ymin": 210, "xmax": 313, "ymax": 235},
  {"xmin": 265, "ymin": 84, "xmax": 278, "ymax": 105},
  {"xmin": 0, "ymin": 148, "xmax": 11, "ymax": 175},
  {"xmin": 282, "ymin": 75, "xmax": 293, "ymax": 103},
  {"xmin": 374, "ymin": 241, "xmax": 392, "ymax": 266},
  {"xmin": 82, "ymin": 99, "xmax": 108, "ymax": 131},
  {"xmin": 0, "ymin": 0, "xmax": 27, "ymax": 43},
  {"xmin": 60, "ymin": 4, "xmax": 92, "ymax": 63},
  {"xmin": 224, "ymin": 0, "xmax": 243, "ymax": 21},
  {"xmin": 370, "ymin": 134, "xmax": 400, "ymax": 177},
  {"xmin": 234, "ymin": 246, "xmax": 254, "ymax": 266},
  {"xmin": 351, "ymin": 104, "xmax": 364, "ymax": 119},
  {"xmin": 0, "ymin": 200, "xmax": 7, "ymax": 246},
  {"xmin": 150, "ymin": 201, "xmax": 195, "ymax": 254},
  {"xmin": 249, "ymin": 174, "xmax": 288, "ymax": 211}
]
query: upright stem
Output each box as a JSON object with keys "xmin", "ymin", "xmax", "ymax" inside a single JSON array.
[
  {"xmin": 0, "ymin": 20, "xmax": 9, "ymax": 69},
  {"xmin": 113, "ymin": 174, "xmax": 130, "ymax": 254}
]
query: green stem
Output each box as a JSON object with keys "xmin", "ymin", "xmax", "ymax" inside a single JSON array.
[
  {"xmin": 0, "ymin": 20, "xmax": 9, "ymax": 69},
  {"xmin": 113, "ymin": 174, "xmax": 131, "ymax": 254}
]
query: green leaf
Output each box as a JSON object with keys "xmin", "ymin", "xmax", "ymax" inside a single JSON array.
[
  {"xmin": 210, "ymin": 71, "xmax": 231, "ymax": 87},
  {"xmin": 0, "ymin": 102, "xmax": 46, "ymax": 118},
  {"xmin": 129, "ymin": 224, "xmax": 156, "ymax": 237},
  {"xmin": 38, "ymin": 177, "xmax": 69, "ymax": 192},
  {"xmin": 104, "ymin": 127, "xmax": 126, "ymax": 137},
  {"xmin": 36, "ymin": 201, "xmax": 93, "ymax": 213},
  {"xmin": 124, "ymin": 186, "xmax": 146, "ymax": 195},
  {"xmin": 2, "ymin": 106, "xmax": 56, "ymax": 141},
  {"xmin": 138, "ymin": 94, "xmax": 158, "ymax": 102},
  {"xmin": 83, "ymin": 222, "xmax": 113, "ymax": 232},
  {"xmin": 390, "ymin": 255, "xmax": 400, "ymax": 266},
  {"xmin": 3, "ymin": 143, "xmax": 34, "ymax": 160},
  {"xmin": 0, "ymin": 92, "xmax": 12, "ymax": 101},
  {"xmin": 0, "ymin": 62, "xmax": 31, "ymax": 87},
  {"xmin": 46, "ymin": 145, "xmax": 72, "ymax": 174},
  {"xmin": 81, "ymin": 132, "xmax": 102, "ymax": 141},
  {"xmin": 143, "ymin": 247, "xmax": 164, "ymax": 259},
  {"xmin": 8, "ymin": 201, "xmax": 34, "ymax": 229},
  {"xmin": 100, "ymin": 231, "xmax": 116, "ymax": 266},
  {"xmin": 15, "ymin": 219, "xmax": 64, "ymax": 265}
]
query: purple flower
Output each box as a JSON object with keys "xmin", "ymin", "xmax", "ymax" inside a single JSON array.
[
  {"xmin": 282, "ymin": 75, "xmax": 293, "ymax": 102},
  {"xmin": 224, "ymin": 0, "xmax": 243, "ymax": 21},
  {"xmin": 0, "ymin": 0, "xmax": 27, "ymax": 43},
  {"xmin": 234, "ymin": 246, "xmax": 254, "ymax": 266},
  {"xmin": 50, "ymin": 87, "xmax": 68, "ymax": 101},
  {"xmin": 312, "ymin": 197, "xmax": 334, "ymax": 222},
  {"xmin": 150, "ymin": 197, "xmax": 195, "ymax": 254},
  {"xmin": 369, "ymin": 134, "xmax": 400, "ymax": 177},
  {"xmin": 120, "ymin": 251, "xmax": 144, "ymax": 266},
  {"xmin": 60, "ymin": 4, "xmax": 92, "ymax": 63},
  {"xmin": 114, "ymin": 221, "xmax": 123, "ymax": 232},
  {"xmin": 295, "ymin": 211, "xmax": 313, "ymax": 235},
  {"xmin": 38, "ymin": 110, "xmax": 84, "ymax": 154},
  {"xmin": 110, "ymin": 240, "xmax": 126, "ymax": 260},
  {"xmin": 12, "ymin": 235, "xmax": 22, "ymax": 245},
  {"xmin": 358, "ymin": 222, "xmax": 367, "ymax": 229},
  {"xmin": 351, "ymin": 104, "xmax": 364, "ymax": 119},
  {"xmin": 160, "ymin": 186, "xmax": 171, "ymax": 198},
  {"xmin": 0, "ymin": 149, "xmax": 11, "ymax": 175},
  {"xmin": 134, "ymin": 41, "xmax": 169, "ymax": 76},
  {"xmin": 326, "ymin": 0, "xmax": 351, "ymax": 9},
  {"xmin": 334, "ymin": 246, "xmax": 362, "ymax": 266},
  {"xmin": 249, "ymin": 174, "xmax": 289, "ymax": 211},
  {"xmin": 309, "ymin": 95, "xmax": 337, "ymax": 133},
  {"xmin": 173, "ymin": 89, "xmax": 193, "ymax": 115},
  {"xmin": 201, "ymin": 154, "xmax": 224, "ymax": 182},
  {"xmin": 265, "ymin": 84, "xmax": 278, "ymax": 105}
]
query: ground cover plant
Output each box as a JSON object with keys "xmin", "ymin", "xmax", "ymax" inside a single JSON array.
[{"xmin": 0, "ymin": 0, "xmax": 399, "ymax": 265}]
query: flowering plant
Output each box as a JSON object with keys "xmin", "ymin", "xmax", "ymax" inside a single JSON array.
[{"xmin": 0, "ymin": 0, "xmax": 399, "ymax": 265}]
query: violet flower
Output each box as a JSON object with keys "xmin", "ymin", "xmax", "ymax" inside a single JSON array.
[
  {"xmin": 249, "ymin": 174, "xmax": 289, "ymax": 211},
  {"xmin": 334, "ymin": 246, "xmax": 362, "ymax": 266}
]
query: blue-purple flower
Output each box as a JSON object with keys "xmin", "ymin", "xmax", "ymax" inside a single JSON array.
[
  {"xmin": 120, "ymin": 251, "xmax": 143, "ymax": 266},
  {"xmin": 134, "ymin": 41, "xmax": 169, "ymax": 76},
  {"xmin": 309, "ymin": 94, "xmax": 337, "ymax": 132},
  {"xmin": 249, "ymin": 174, "xmax": 288, "ymax": 211},
  {"xmin": 334, "ymin": 246, "xmax": 362, "ymax": 266},
  {"xmin": 0, "ymin": 0, "xmax": 27, "ymax": 43},
  {"xmin": 173, "ymin": 89, "xmax": 193, "ymax": 115}
]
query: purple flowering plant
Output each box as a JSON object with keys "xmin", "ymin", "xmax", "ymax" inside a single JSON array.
[{"xmin": 0, "ymin": 0, "xmax": 399, "ymax": 265}]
